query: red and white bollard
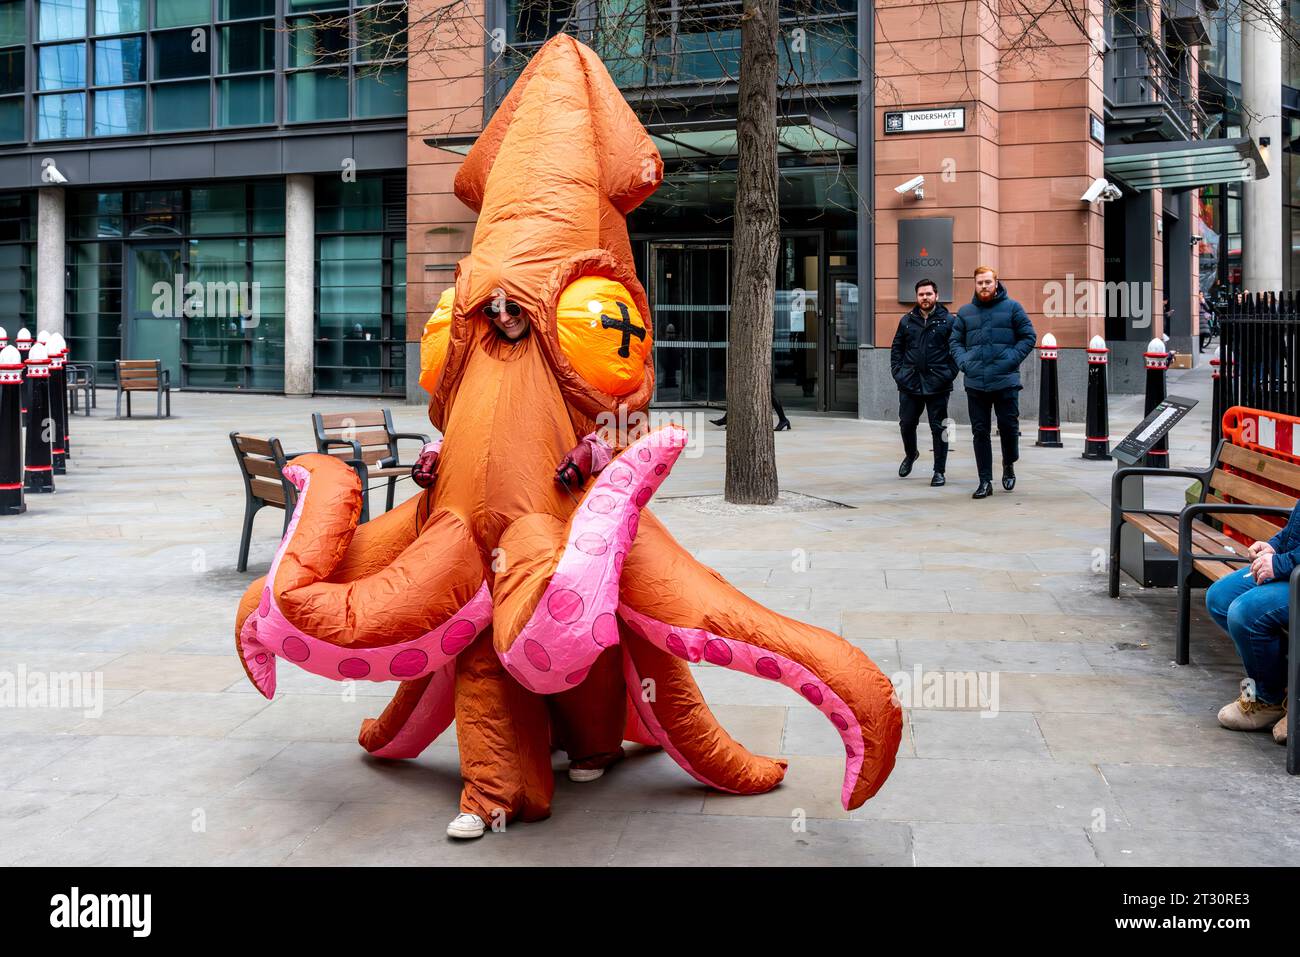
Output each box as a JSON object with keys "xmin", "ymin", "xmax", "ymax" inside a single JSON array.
[
  {"xmin": 46, "ymin": 332, "xmax": 68, "ymax": 473},
  {"xmin": 0, "ymin": 343, "xmax": 24, "ymax": 515},
  {"xmin": 23, "ymin": 342, "xmax": 54, "ymax": 493},
  {"xmin": 1142, "ymin": 337, "xmax": 1169, "ymax": 468},
  {"xmin": 1035, "ymin": 332, "xmax": 1062, "ymax": 447},
  {"xmin": 15, "ymin": 327, "xmax": 31, "ymax": 422},
  {"xmin": 1082, "ymin": 334, "xmax": 1112, "ymax": 460}
]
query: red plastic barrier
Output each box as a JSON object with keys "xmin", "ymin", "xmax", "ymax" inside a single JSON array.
[{"xmin": 1217, "ymin": 406, "xmax": 1300, "ymax": 544}]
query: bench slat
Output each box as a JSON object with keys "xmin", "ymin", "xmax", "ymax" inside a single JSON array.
[
  {"xmin": 243, "ymin": 456, "xmax": 284, "ymax": 481},
  {"xmin": 320, "ymin": 428, "xmax": 392, "ymax": 449},
  {"xmin": 1219, "ymin": 442, "xmax": 1300, "ymax": 496},
  {"xmin": 1202, "ymin": 494, "xmax": 1288, "ymax": 544},
  {"xmin": 1208, "ymin": 468, "xmax": 1297, "ymax": 510},
  {"xmin": 318, "ymin": 411, "xmax": 386, "ymax": 430},
  {"xmin": 234, "ymin": 434, "xmax": 276, "ymax": 457},
  {"xmin": 249, "ymin": 477, "xmax": 287, "ymax": 506}
]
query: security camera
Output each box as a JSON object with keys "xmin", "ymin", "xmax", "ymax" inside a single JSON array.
[
  {"xmin": 894, "ymin": 175, "xmax": 925, "ymax": 199},
  {"xmin": 1081, "ymin": 177, "xmax": 1121, "ymax": 203},
  {"xmin": 40, "ymin": 158, "xmax": 67, "ymax": 184}
]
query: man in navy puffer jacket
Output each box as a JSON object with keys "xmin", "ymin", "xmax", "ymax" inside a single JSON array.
[
  {"xmin": 950, "ymin": 266, "xmax": 1036, "ymax": 499},
  {"xmin": 1203, "ymin": 507, "xmax": 1299, "ymax": 745}
]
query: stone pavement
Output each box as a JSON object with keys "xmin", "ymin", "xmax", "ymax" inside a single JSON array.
[{"xmin": 3, "ymin": 362, "xmax": 1299, "ymax": 867}]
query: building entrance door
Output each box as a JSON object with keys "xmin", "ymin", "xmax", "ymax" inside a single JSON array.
[
  {"xmin": 125, "ymin": 245, "xmax": 183, "ymax": 386},
  {"xmin": 648, "ymin": 241, "xmax": 730, "ymax": 406},
  {"xmin": 773, "ymin": 233, "xmax": 823, "ymax": 411}
]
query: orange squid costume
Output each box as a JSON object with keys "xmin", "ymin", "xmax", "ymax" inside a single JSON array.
[{"xmin": 234, "ymin": 34, "xmax": 901, "ymax": 828}]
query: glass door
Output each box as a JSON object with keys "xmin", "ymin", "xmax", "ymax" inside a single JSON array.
[
  {"xmin": 126, "ymin": 245, "xmax": 183, "ymax": 386},
  {"xmin": 828, "ymin": 268, "xmax": 859, "ymax": 412},
  {"xmin": 773, "ymin": 233, "xmax": 822, "ymax": 411},
  {"xmin": 648, "ymin": 241, "xmax": 730, "ymax": 406}
]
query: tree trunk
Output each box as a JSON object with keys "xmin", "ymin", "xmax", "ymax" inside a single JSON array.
[{"xmin": 725, "ymin": 0, "xmax": 781, "ymax": 505}]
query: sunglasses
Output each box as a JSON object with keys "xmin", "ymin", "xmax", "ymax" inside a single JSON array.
[{"xmin": 483, "ymin": 301, "xmax": 523, "ymax": 318}]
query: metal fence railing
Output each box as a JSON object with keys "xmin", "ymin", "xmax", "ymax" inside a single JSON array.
[{"xmin": 1213, "ymin": 292, "xmax": 1300, "ymax": 447}]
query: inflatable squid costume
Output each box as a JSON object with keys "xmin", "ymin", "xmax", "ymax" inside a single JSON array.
[{"xmin": 235, "ymin": 34, "xmax": 901, "ymax": 828}]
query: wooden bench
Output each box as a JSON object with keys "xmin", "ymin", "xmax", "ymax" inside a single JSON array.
[
  {"xmin": 312, "ymin": 409, "xmax": 430, "ymax": 517},
  {"xmin": 230, "ymin": 433, "xmax": 303, "ymax": 573},
  {"xmin": 1109, "ymin": 440, "xmax": 1299, "ymax": 666},
  {"xmin": 115, "ymin": 359, "xmax": 171, "ymax": 418}
]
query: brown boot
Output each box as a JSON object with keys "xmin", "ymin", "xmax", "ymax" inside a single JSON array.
[
  {"xmin": 1273, "ymin": 702, "xmax": 1289, "ymax": 746},
  {"xmin": 1217, "ymin": 695, "xmax": 1285, "ymax": 731}
]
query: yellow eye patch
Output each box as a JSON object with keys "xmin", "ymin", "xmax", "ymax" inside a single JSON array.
[
  {"xmin": 555, "ymin": 276, "xmax": 651, "ymax": 396},
  {"xmin": 419, "ymin": 287, "xmax": 455, "ymax": 395}
]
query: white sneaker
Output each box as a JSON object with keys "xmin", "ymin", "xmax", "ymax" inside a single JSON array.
[
  {"xmin": 568, "ymin": 765, "xmax": 605, "ymax": 783},
  {"xmin": 446, "ymin": 812, "xmax": 485, "ymax": 839}
]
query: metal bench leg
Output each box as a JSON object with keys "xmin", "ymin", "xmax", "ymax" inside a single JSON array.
[
  {"xmin": 1108, "ymin": 514, "xmax": 1124, "ymax": 599},
  {"xmin": 115, "ymin": 389, "xmax": 122, "ymax": 417},
  {"xmin": 1175, "ymin": 550, "xmax": 1192, "ymax": 666},
  {"xmin": 386, "ymin": 476, "xmax": 396, "ymax": 513},
  {"xmin": 126, "ymin": 391, "xmax": 131, "ymax": 418},
  {"xmin": 165, "ymin": 387, "xmax": 171, "ymax": 417},
  {"xmin": 238, "ymin": 500, "xmax": 260, "ymax": 573}
]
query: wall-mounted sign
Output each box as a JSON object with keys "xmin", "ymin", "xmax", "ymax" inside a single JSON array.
[
  {"xmin": 898, "ymin": 218, "xmax": 955, "ymax": 303},
  {"xmin": 1089, "ymin": 113, "xmax": 1105, "ymax": 144},
  {"xmin": 884, "ymin": 108, "xmax": 966, "ymax": 135}
]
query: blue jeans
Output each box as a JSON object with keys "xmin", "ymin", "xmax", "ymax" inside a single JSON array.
[{"xmin": 1204, "ymin": 567, "xmax": 1289, "ymax": 705}]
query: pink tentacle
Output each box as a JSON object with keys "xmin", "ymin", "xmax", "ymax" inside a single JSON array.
[
  {"xmin": 618, "ymin": 603, "xmax": 868, "ymax": 811},
  {"xmin": 237, "ymin": 464, "xmax": 493, "ymax": 698},
  {"xmin": 499, "ymin": 425, "xmax": 687, "ymax": 693},
  {"xmin": 362, "ymin": 663, "xmax": 457, "ymax": 759}
]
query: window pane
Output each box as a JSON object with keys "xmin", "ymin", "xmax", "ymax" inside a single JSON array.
[
  {"xmin": 286, "ymin": 68, "xmax": 347, "ymax": 121},
  {"xmin": 288, "ymin": 15, "xmax": 348, "ymax": 66},
  {"xmin": 251, "ymin": 181, "xmax": 285, "ymax": 232},
  {"xmin": 152, "ymin": 79, "xmax": 209, "ymax": 130},
  {"xmin": 94, "ymin": 37, "xmax": 144, "ymax": 85},
  {"xmin": 355, "ymin": 66, "xmax": 405, "ymax": 117},
  {"xmin": 0, "ymin": 0, "xmax": 25, "ymax": 46},
  {"xmin": 129, "ymin": 188, "xmax": 183, "ymax": 235},
  {"xmin": 95, "ymin": 0, "xmax": 144, "ymax": 34},
  {"xmin": 0, "ymin": 48, "xmax": 22, "ymax": 94},
  {"xmin": 315, "ymin": 176, "xmax": 381, "ymax": 231},
  {"xmin": 356, "ymin": 5, "xmax": 406, "ymax": 62},
  {"xmin": 0, "ymin": 96, "xmax": 22, "ymax": 141},
  {"xmin": 38, "ymin": 42, "xmax": 86, "ymax": 89},
  {"xmin": 154, "ymin": 0, "xmax": 209, "ymax": 28},
  {"xmin": 220, "ymin": 0, "xmax": 272, "ymax": 18},
  {"xmin": 219, "ymin": 20, "xmax": 274, "ymax": 73},
  {"xmin": 190, "ymin": 184, "xmax": 245, "ymax": 233},
  {"xmin": 155, "ymin": 28, "xmax": 209, "ymax": 78},
  {"xmin": 93, "ymin": 86, "xmax": 144, "ymax": 133},
  {"xmin": 36, "ymin": 91, "xmax": 85, "ymax": 137},
  {"xmin": 288, "ymin": 0, "xmax": 346, "ymax": 12},
  {"xmin": 217, "ymin": 74, "xmax": 274, "ymax": 125},
  {"xmin": 39, "ymin": 0, "xmax": 86, "ymax": 40}
]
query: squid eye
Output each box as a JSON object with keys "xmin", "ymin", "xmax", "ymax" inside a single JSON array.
[
  {"xmin": 554, "ymin": 276, "xmax": 651, "ymax": 396},
  {"xmin": 419, "ymin": 287, "xmax": 456, "ymax": 394}
]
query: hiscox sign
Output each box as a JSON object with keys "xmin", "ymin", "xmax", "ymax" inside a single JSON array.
[{"xmin": 898, "ymin": 218, "xmax": 954, "ymax": 302}]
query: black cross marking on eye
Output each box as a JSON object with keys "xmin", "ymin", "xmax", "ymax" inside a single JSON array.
[{"xmin": 600, "ymin": 301, "xmax": 646, "ymax": 358}]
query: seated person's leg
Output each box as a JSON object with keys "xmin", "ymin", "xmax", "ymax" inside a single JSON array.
[
  {"xmin": 1205, "ymin": 567, "xmax": 1255, "ymax": 633},
  {"xmin": 1224, "ymin": 581, "xmax": 1290, "ymax": 706}
]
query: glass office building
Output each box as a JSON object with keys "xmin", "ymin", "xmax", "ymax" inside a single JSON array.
[{"xmin": 0, "ymin": 0, "xmax": 408, "ymax": 395}]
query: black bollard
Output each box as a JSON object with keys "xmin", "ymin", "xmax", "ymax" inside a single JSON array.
[
  {"xmin": 47, "ymin": 333, "xmax": 67, "ymax": 474},
  {"xmin": 1142, "ymin": 338, "xmax": 1169, "ymax": 468},
  {"xmin": 0, "ymin": 343, "xmax": 24, "ymax": 515},
  {"xmin": 15, "ymin": 327, "xmax": 31, "ymax": 424},
  {"xmin": 1035, "ymin": 332, "xmax": 1063, "ymax": 447},
  {"xmin": 23, "ymin": 342, "xmax": 54, "ymax": 494},
  {"xmin": 1082, "ymin": 335, "xmax": 1112, "ymax": 460}
]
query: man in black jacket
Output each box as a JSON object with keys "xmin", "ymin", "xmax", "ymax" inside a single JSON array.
[
  {"xmin": 891, "ymin": 278, "xmax": 959, "ymax": 487},
  {"xmin": 950, "ymin": 266, "xmax": 1037, "ymax": 499}
]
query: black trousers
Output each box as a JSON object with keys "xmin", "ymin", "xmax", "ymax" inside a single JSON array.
[
  {"xmin": 966, "ymin": 387, "xmax": 1020, "ymax": 482},
  {"xmin": 898, "ymin": 391, "xmax": 949, "ymax": 472}
]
